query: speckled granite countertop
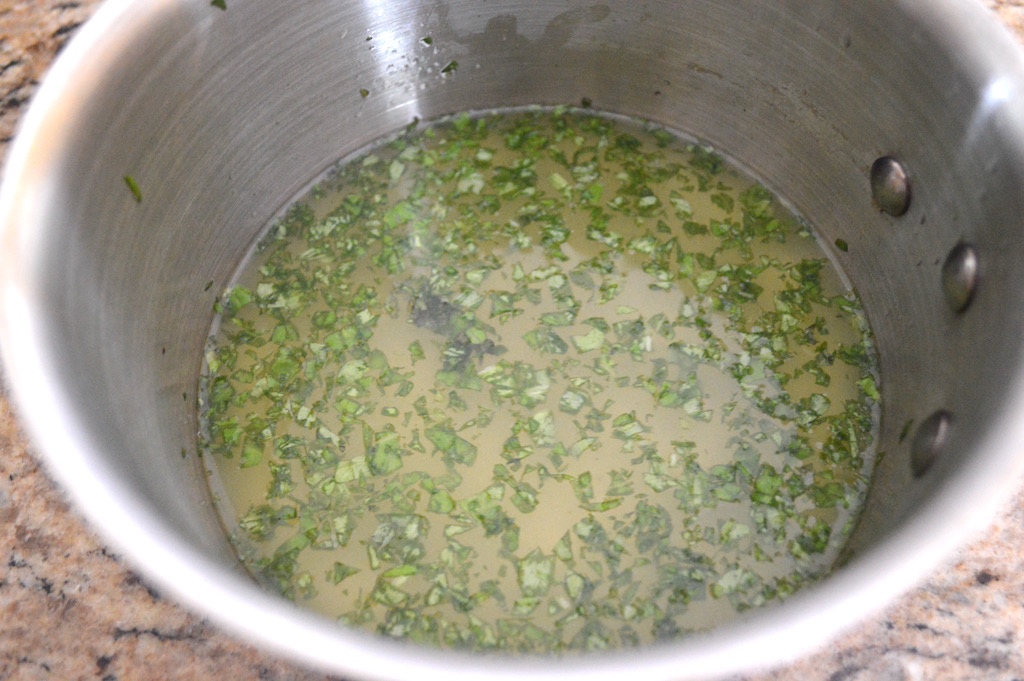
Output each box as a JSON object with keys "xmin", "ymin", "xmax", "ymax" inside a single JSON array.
[{"xmin": 4, "ymin": 2, "xmax": 1024, "ymax": 680}]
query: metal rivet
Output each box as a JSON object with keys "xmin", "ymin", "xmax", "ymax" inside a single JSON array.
[
  {"xmin": 910, "ymin": 410, "xmax": 952, "ymax": 478},
  {"xmin": 941, "ymin": 242, "xmax": 979, "ymax": 313},
  {"xmin": 870, "ymin": 156, "xmax": 911, "ymax": 217}
]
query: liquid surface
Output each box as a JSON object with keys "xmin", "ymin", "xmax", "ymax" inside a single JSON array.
[{"xmin": 199, "ymin": 109, "xmax": 880, "ymax": 654}]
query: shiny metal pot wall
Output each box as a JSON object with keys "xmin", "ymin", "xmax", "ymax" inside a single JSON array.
[{"xmin": 4, "ymin": 1, "xmax": 1024, "ymax": 678}]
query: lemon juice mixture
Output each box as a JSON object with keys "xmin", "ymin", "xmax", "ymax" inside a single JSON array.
[{"xmin": 199, "ymin": 109, "xmax": 880, "ymax": 653}]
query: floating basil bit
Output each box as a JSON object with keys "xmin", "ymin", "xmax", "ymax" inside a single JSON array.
[{"xmin": 199, "ymin": 108, "xmax": 880, "ymax": 654}]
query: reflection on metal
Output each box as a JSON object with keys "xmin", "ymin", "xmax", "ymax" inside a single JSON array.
[
  {"xmin": 965, "ymin": 76, "xmax": 1014, "ymax": 146},
  {"xmin": 911, "ymin": 410, "xmax": 952, "ymax": 478},
  {"xmin": 941, "ymin": 243, "xmax": 979, "ymax": 313},
  {"xmin": 870, "ymin": 156, "xmax": 911, "ymax": 217}
]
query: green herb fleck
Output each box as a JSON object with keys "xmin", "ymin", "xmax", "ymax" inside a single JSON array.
[
  {"xmin": 899, "ymin": 418, "xmax": 914, "ymax": 443},
  {"xmin": 328, "ymin": 562, "xmax": 359, "ymax": 584},
  {"xmin": 124, "ymin": 175, "xmax": 142, "ymax": 203}
]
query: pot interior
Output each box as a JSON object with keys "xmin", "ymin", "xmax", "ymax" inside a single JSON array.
[{"xmin": 6, "ymin": 0, "xmax": 1024, "ymax": 676}]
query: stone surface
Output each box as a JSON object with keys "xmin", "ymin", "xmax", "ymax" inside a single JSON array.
[{"xmin": 3, "ymin": 1, "xmax": 1024, "ymax": 679}]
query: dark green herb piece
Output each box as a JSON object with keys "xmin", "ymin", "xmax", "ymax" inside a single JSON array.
[
  {"xmin": 124, "ymin": 175, "xmax": 142, "ymax": 203},
  {"xmin": 899, "ymin": 418, "xmax": 914, "ymax": 443}
]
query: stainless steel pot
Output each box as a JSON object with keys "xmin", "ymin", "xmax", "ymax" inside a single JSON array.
[{"xmin": 4, "ymin": 1, "xmax": 1024, "ymax": 678}]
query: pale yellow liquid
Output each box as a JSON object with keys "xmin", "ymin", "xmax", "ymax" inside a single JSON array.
[{"xmin": 200, "ymin": 109, "xmax": 879, "ymax": 653}]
